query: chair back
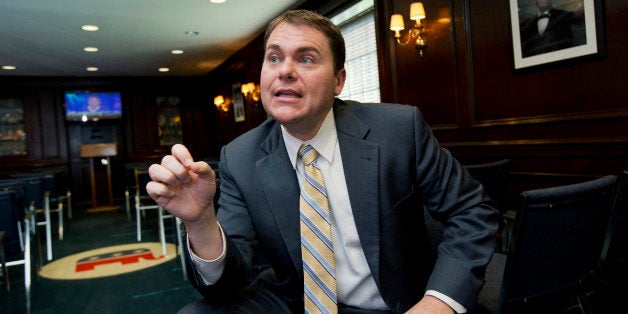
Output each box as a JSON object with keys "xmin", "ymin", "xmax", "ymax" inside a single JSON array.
[
  {"xmin": 12, "ymin": 175, "xmax": 44, "ymax": 210},
  {"xmin": 464, "ymin": 159, "xmax": 510, "ymax": 214},
  {"xmin": 39, "ymin": 167, "xmax": 70, "ymax": 198},
  {"xmin": 498, "ymin": 174, "xmax": 617, "ymax": 313},
  {"xmin": 599, "ymin": 170, "xmax": 628, "ymax": 280},
  {"xmin": 134, "ymin": 169, "xmax": 153, "ymax": 198},
  {"xmin": 0, "ymin": 189, "xmax": 20, "ymax": 254},
  {"xmin": 0, "ymin": 179, "xmax": 27, "ymax": 219}
]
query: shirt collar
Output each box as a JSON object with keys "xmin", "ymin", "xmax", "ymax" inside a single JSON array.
[{"xmin": 282, "ymin": 108, "xmax": 337, "ymax": 169}]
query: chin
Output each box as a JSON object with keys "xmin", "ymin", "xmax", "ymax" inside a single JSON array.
[
  {"xmin": 267, "ymin": 104, "xmax": 301, "ymax": 119},
  {"xmin": 269, "ymin": 113, "xmax": 299, "ymax": 125}
]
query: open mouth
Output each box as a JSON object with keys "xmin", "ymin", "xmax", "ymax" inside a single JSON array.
[{"xmin": 274, "ymin": 89, "xmax": 302, "ymax": 98}]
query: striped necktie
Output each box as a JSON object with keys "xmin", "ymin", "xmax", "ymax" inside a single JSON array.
[{"xmin": 298, "ymin": 144, "xmax": 337, "ymax": 313}]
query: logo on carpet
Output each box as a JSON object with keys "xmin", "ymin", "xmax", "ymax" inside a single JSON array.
[{"xmin": 39, "ymin": 242, "xmax": 178, "ymax": 280}]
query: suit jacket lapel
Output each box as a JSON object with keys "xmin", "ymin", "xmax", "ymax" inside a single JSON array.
[
  {"xmin": 256, "ymin": 124, "xmax": 302, "ymax": 271},
  {"xmin": 334, "ymin": 101, "xmax": 381, "ymax": 284},
  {"xmin": 255, "ymin": 102, "xmax": 382, "ymax": 280}
]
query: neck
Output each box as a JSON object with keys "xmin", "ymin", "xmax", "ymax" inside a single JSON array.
[
  {"xmin": 538, "ymin": 6, "xmax": 552, "ymax": 12},
  {"xmin": 283, "ymin": 107, "xmax": 333, "ymax": 141}
]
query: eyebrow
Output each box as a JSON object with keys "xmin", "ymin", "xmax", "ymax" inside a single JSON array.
[{"xmin": 265, "ymin": 44, "xmax": 321, "ymax": 56}]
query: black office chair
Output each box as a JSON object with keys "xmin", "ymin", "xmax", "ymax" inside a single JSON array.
[
  {"xmin": 464, "ymin": 159, "xmax": 511, "ymax": 214},
  {"xmin": 10, "ymin": 173, "xmax": 59, "ymax": 262},
  {"xmin": 592, "ymin": 170, "xmax": 628, "ymax": 312},
  {"xmin": 464, "ymin": 159, "xmax": 512, "ymax": 252},
  {"xmin": 600, "ymin": 170, "xmax": 628, "ymax": 273},
  {"xmin": 424, "ymin": 159, "xmax": 511, "ymax": 254},
  {"xmin": 496, "ymin": 174, "xmax": 618, "ymax": 314}
]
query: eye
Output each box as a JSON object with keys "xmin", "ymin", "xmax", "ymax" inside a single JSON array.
[
  {"xmin": 268, "ymin": 55, "xmax": 280, "ymax": 63},
  {"xmin": 299, "ymin": 56, "xmax": 314, "ymax": 64}
]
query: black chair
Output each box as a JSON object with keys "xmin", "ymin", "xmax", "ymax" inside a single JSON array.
[
  {"xmin": 134, "ymin": 169, "xmax": 163, "ymax": 243},
  {"xmin": 0, "ymin": 187, "xmax": 34, "ymax": 311},
  {"xmin": 464, "ymin": 159, "xmax": 512, "ymax": 252},
  {"xmin": 600, "ymin": 170, "xmax": 628, "ymax": 274},
  {"xmin": 124, "ymin": 162, "xmax": 153, "ymax": 221},
  {"xmin": 10, "ymin": 174, "xmax": 58, "ymax": 262},
  {"xmin": 464, "ymin": 159, "xmax": 511, "ymax": 214},
  {"xmin": 496, "ymin": 174, "xmax": 618, "ymax": 314},
  {"xmin": 592, "ymin": 170, "xmax": 628, "ymax": 312},
  {"xmin": 4, "ymin": 211, "xmax": 34, "ymax": 313},
  {"xmin": 0, "ymin": 190, "xmax": 20, "ymax": 257},
  {"xmin": 424, "ymin": 159, "xmax": 511, "ymax": 253},
  {"xmin": 0, "ymin": 181, "xmax": 26, "ymax": 256},
  {"xmin": 40, "ymin": 167, "xmax": 73, "ymax": 220}
]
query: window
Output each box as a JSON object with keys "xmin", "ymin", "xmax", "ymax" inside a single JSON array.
[{"xmin": 331, "ymin": 0, "xmax": 381, "ymax": 103}]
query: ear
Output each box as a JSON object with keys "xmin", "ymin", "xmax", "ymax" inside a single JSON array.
[{"xmin": 334, "ymin": 68, "xmax": 347, "ymax": 96}]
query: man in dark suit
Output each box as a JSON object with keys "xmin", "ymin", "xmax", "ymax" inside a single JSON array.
[
  {"xmin": 519, "ymin": 0, "xmax": 586, "ymax": 57},
  {"xmin": 147, "ymin": 9, "xmax": 498, "ymax": 314}
]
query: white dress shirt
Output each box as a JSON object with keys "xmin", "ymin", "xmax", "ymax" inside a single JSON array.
[
  {"xmin": 537, "ymin": 10, "xmax": 550, "ymax": 36},
  {"xmin": 189, "ymin": 108, "xmax": 466, "ymax": 312}
]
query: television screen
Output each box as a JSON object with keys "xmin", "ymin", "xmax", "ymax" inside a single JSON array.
[{"xmin": 64, "ymin": 91, "xmax": 122, "ymax": 121}]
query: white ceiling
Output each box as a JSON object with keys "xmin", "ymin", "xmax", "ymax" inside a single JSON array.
[{"xmin": 0, "ymin": 0, "xmax": 304, "ymax": 77}]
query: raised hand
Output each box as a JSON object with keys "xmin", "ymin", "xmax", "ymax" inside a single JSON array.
[{"xmin": 146, "ymin": 144, "xmax": 223, "ymax": 259}]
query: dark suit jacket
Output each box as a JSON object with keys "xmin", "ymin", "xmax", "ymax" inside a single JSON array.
[
  {"xmin": 520, "ymin": 8, "xmax": 585, "ymax": 58},
  {"xmin": 187, "ymin": 99, "xmax": 499, "ymax": 312}
]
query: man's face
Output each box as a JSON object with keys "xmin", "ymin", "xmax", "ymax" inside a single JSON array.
[
  {"xmin": 87, "ymin": 96, "xmax": 101, "ymax": 111},
  {"xmin": 260, "ymin": 22, "xmax": 346, "ymax": 140},
  {"xmin": 534, "ymin": 0, "xmax": 552, "ymax": 10}
]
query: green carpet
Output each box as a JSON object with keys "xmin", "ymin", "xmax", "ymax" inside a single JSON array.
[{"xmin": 1, "ymin": 208, "xmax": 201, "ymax": 313}]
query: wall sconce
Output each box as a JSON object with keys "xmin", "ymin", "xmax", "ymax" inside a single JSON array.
[
  {"xmin": 390, "ymin": 2, "xmax": 427, "ymax": 57},
  {"xmin": 214, "ymin": 95, "xmax": 229, "ymax": 112},
  {"xmin": 241, "ymin": 82, "xmax": 260, "ymax": 101}
]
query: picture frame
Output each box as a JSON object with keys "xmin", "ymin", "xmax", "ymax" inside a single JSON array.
[
  {"xmin": 156, "ymin": 96, "xmax": 182, "ymax": 146},
  {"xmin": 232, "ymin": 83, "xmax": 245, "ymax": 122},
  {"xmin": 508, "ymin": 0, "xmax": 604, "ymax": 71}
]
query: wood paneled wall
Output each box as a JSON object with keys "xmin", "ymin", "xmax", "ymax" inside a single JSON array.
[
  {"xmin": 208, "ymin": 0, "xmax": 628, "ymax": 209},
  {"xmin": 0, "ymin": 76, "xmax": 216, "ymax": 207},
  {"xmin": 1, "ymin": 0, "xmax": 626, "ymax": 210},
  {"xmin": 379, "ymin": 0, "xmax": 628, "ymax": 208}
]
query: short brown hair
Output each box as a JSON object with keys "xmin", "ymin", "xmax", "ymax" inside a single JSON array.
[{"xmin": 264, "ymin": 10, "xmax": 346, "ymax": 75}]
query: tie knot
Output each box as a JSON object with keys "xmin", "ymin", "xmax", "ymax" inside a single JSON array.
[{"xmin": 298, "ymin": 145, "xmax": 318, "ymax": 166}]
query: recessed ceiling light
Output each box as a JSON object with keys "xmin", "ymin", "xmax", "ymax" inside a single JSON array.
[
  {"xmin": 159, "ymin": 68, "xmax": 170, "ymax": 72},
  {"xmin": 81, "ymin": 25, "xmax": 100, "ymax": 31},
  {"xmin": 86, "ymin": 67, "xmax": 99, "ymax": 72},
  {"xmin": 84, "ymin": 47, "xmax": 99, "ymax": 52},
  {"xmin": 171, "ymin": 49, "xmax": 184, "ymax": 54},
  {"xmin": 2, "ymin": 65, "xmax": 16, "ymax": 70},
  {"xmin": 210, "ymin": 0, "xmax": 226, "ymax": 3}
]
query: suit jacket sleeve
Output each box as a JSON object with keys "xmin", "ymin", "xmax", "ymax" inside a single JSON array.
[
  {"xmin": 411, "ymin": 106, "xmax": 498, "ymax": 309},
  {"xmin": 185, "ymin": 145, "xmax": 257, "ymax": 302},
  {"xmin": 335, "ymin": 100, "xmax": 498, "ymax": 311}
]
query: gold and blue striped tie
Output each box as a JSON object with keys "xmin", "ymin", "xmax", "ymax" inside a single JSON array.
[{"xmin": 298, "ymin": 144, "xmax": 337, "ymax": 314}]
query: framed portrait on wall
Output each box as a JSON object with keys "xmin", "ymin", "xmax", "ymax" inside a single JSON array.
[
  {"xmin": 509, "ymin": 0, "xmax": 604, "ymax": 70},
  {"xmin": 156, "ymin": 96, "xmax": 182, "ymax": 146},
  {"xmin": 232, "ymin": 83, "xmax": 245, "ymax": 122}
]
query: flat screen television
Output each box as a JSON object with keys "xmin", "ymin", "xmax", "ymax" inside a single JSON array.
[{"xmin": 64, "ymin": 91, "xmax": 122, "ymax": 122}]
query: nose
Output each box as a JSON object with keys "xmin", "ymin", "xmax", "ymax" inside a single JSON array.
[{"xmin": 278, "ymin": 59, "xmax": 296, "ymax": 81}]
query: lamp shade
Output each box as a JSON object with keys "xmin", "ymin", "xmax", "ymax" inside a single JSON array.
[
  {"xmin": 390, "ymin": 14, "xmax": 405, "ymax": 31},
  {"xmin": 247, "ymin": 82, "xmax": 256, "ymax": 93},
  {"xmin": 410, "ymin": 2, "xmax": 426, "ymax": 20},
  {"xmin": 214, "ymin": 95, "xmax": 224, "ymax": 106}
]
